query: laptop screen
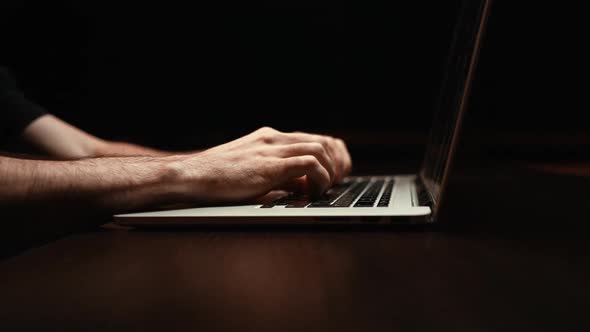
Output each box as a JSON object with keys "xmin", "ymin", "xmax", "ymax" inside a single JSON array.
[{"xmin": 420, "ymin": 0, "xmax": 492, "ymax": 214}]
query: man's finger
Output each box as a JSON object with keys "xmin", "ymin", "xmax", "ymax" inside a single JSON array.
[
  {"xmin": 279, "ymin": 156, "xmax": 331, "ymax": 197},
  {"xmin": 266, "ymin": 143, "xmax": 335, "ymax": 185},
  {"xmin": 277, "ymin": 132, "xmax": 344, "ymax": 181}
]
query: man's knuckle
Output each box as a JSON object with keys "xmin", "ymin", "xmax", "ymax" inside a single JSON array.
[
  {"xmin": 313, "ymin": 159, "xmax": 325, "ymax": 172},
  {"xmin": 301, "ymin": 155, "xmax": 318, "ymax": 167},
  {"xmin": 258, "ymin": 133, "xmax": 277, "ymax": 144},
  {"xmin": 256, "ymin": 126, "xmax": 274, "ymax": 135},
  {"xmin": 261, "ymin": 134, "xmax": 273, "ymax": 144},
  {"xmin": 309, "ymin": 142, "xmax": 324, "ymax": 153}
]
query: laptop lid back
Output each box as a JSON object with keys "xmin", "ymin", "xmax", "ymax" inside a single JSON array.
[{"xmin": 420, "ymin": 0, "xmax": 493, "ymax": 220}]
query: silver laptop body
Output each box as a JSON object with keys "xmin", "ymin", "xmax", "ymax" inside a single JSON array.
[{"xmin": 115, "ymin": 0, "xmax": 492, "ymax": 226}]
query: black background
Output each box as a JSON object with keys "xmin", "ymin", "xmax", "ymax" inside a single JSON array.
[
  {"xmin": 1, "ymin": 0, "xmax": 587, "ymax": 161},
  {"xmin": 0, "ymin": 0, "xmax": 588, "ymax": 262}
]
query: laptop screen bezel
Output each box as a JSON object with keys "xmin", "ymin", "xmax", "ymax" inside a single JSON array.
[{"xmin": 419, "ymin": 0, "xmax": 493, "ymax": 221}]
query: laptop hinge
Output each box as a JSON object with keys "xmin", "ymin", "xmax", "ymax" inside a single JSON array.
[{"xmin": 416, "ymin": 176, "xmax": 435, "ymax": 208}]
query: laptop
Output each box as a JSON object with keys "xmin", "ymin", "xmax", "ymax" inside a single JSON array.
[{"xmin": 115, "ymin": 0, "xmax": 493, "ymax": 226}]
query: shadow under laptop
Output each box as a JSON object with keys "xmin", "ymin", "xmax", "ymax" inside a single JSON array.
[{"xmin": 438, "ymin": 164, "xmax": 590, "ymax": 233}]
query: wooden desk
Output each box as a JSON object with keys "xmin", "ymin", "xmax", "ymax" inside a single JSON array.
[{"xmin": 0, "ymin": 163, "xmax": 589, "ymax": 332}]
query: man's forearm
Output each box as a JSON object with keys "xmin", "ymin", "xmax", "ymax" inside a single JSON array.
[
  {"xmin": 22, "ymin": 114, "xmax": 174, "ymax": 159},
  {"xmin": 0, "ymin": 156, "xmax": 186, "ymax": 213},
  {"xmin": 95, "ymin": 140, "xmax": 172, "ymax": 158}
]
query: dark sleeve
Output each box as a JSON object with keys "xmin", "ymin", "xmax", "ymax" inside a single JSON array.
[{"xmin": 0, "ymin": 67, "xmax": 48, "ymax": 141}]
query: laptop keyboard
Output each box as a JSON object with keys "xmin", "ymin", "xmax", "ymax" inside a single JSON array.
[{"xmin": 260, "ymin": 178, "xmax": 395, "ymax": 208}]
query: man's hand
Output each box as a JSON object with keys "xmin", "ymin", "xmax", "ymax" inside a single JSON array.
[
  {"xmin": 169, "ymin": 127, "xmax": 352, "ymax": 203},
  {"xmin": 1, "ymin": 126, "xmax": 351, "ymax": 215}
]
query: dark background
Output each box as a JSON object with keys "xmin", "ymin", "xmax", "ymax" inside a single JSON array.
[{"xmin": 1, "ymin": 0, "xmax": 587, "ymax": 163}]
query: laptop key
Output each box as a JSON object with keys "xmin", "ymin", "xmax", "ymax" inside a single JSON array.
[
  {"xmin": 261, "ymin": 179, "xmax": 372, "ymax": 208},
  {"xmin": 376, "ymin": 180, "xmax": 394, "ymax": 207},
  {"xmin": 331, "ymin": 181, "xmax": 368, "ymax": 207},
  {"xmin": 260, "ymin": 194, "xmax": 307, "ymax": 208},
  {"xmin": 308, "ymin": 185, "xmax": 349, "ymax": 207},
  {"xmin": 353, "ymin": 180, "xmax": 384, "ymax": 207}
]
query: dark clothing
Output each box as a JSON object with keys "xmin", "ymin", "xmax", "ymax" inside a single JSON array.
[{"xmin": 0, "ymin": 67, "xmax": 47, "ymax": 141}]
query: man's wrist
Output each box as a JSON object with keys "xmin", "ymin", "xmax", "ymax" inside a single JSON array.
[{"xmin": 158, "ymin": 155, "xmax": 203, "ymax": 205}]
